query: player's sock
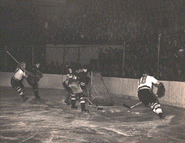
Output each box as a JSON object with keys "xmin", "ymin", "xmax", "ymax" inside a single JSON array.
[
  {"xmin": 21, "ymin": 94, "xmax": 29, "ymax": 102},
  {"xmin": 71, "ymin": 100, "xmax": 77, "ymax": 109},
  {"xmin": 81, "ymin": 103, "xmax": 89, "ymax": 113},
  {"xmin": 64, "ymin": 93, "xmax": 71, "ymax": 105},
  {"xmin": 34, "ymin": 91, "xmax": 40, "ymax": 99}
]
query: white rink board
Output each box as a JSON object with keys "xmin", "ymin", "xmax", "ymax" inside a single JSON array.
[{"xmin": 0, "ymin": 72, "xmax": 184, "ymax": 108}]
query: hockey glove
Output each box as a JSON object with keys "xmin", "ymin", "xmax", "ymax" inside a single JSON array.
[{"xmin": 157, "ymin": 82, "xmax": 165, "ymax": 98}]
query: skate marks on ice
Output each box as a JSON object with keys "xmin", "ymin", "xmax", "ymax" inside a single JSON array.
[
  {"xmin": 87, "ymin": 107, "xmax": 176, "ymax": 137},
  {"xmin": 0, "ymin": 88, "xmax": 183, "ymax": 143},
  {"xmin": 0, "ymin": 99, "xmax": 177, "ymax": 143},
  {"xmin": 60, "ymin": 109, "xmax": 177, "ymax": 143}
]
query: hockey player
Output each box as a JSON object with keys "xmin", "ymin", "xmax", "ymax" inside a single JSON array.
[
  {"xmin": 67, "ymin": 74, "xmax": 89, "ymax": 112},
  {"xmin": 75, "ymin": 66, "xmax": 91, "ymax": 102},
  {"xmin": 63, "ymin": 66, "xmax": 73, "ymax": 105},
  {"xmin": 137, "ymin": 72, "xmax": 165, "ymax": 118},
  {"xmin": 11, "ymin": 62, "xmax": 30, "ymax": 101},
  {"xmin": 26, "ymin": 63, "xmax": 43, "ymax": 99},
  {"xmin": 75, "ymin": 66, "xmax": 90, "ymax": 91}
]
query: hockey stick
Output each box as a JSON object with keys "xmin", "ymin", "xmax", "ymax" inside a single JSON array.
[
  {"xmin": 85, "ymin": 97, "xmax": 103, "ymax": 110},
  {"xmin": 6, "ymin": 50, "xmax": 34, "ymax": 76},
  {"xmin": 123, "ymin": 101, "xmax": 142, "ymax": 109},
  {"xmin": 85, "ymin": 96, "xmax": 94, "ymax": 105},
  {"xmin": 6, "ymin": 51, "xmax": 20, "ymax": 64}
]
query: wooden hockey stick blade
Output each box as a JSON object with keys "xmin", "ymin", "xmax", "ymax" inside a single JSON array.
[
  {"xmin": 122, "ymin": 103, "xmax": 131, "ymax": 109},
  {"xmin": 88, "ymin": 104, "xmax": 104, "ymax": 110},
  {"xmin": 130, "ymin": 102, "xmax": 142, "ymax": 109},
  {"xmin": 85, "ymin": 97, "xmax": 103, "ymax": 110}
]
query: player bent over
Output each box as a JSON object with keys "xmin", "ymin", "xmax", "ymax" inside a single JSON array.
[
  {"xmin": 138, "ymin": 72, "xmax": 165, "ymax": 118},
  {"xmin": 11, "ymin": 62, "xmax": 30, "ymax": 101},
  {"xmin": 68, "ymin": 74, "xmax": 89, "ymax": 113}
]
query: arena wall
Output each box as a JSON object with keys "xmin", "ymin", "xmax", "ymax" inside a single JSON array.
[
  {"xmin": 0, "ymin": 72, "xmax": 184, "ymax": 108},
  {"xmin": 0, "ymin": 72, "xmax": 66, "ymax": 89},
  {"xmin": 104, "ymin": 77, "xmax": 185, "ymax": 108}
]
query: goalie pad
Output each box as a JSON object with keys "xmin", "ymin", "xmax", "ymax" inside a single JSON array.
[{"xmin": 157, "ymin": 82, "xmax": 165, "ymax": 98}]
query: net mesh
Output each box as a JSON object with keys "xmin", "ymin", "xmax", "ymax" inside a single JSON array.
[{"xmin": 87, "ymin": 72, "xmax": 114, "ymax": 106}]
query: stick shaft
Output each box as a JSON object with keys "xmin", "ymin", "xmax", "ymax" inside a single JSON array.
[
  {"xmin": 6, "ymin": 50, "xmax": 33, "ymax": 76},
  {"xmin": 122, "ymin": 103, "xmax": 131, "ymax": 109},
  {"xmin": 85, "ymin": 97, "xmax": 94, "ymax": 105},
  {"xmin": 6, "ymin": 51, "xmax": 20, "ymax": 64},
  {"xmin": 130, "ymin": 102, "xmax": 142, "ymax": 109},
  {"xmin": 123, "ymin": 101, "xmax": 142, "ymax": 109}
]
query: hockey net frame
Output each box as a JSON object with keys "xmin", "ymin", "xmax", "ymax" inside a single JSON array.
[{"xmin": 86, "ymin": 72, "xmax": 114, "ymax": 106}]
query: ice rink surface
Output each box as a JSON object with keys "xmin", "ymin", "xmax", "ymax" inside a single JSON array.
[{"xmin": 0, "ymin": 87, "xmax": 184, "ymax": 143}]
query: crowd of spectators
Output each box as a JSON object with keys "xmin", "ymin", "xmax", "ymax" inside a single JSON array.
[
  {"xmin": 98, "ymin": 43, "xmax": 184, "ymax": 82},
  {"xmin": 2, "ymin": 0, "xmax": 184, "ymax": 46},
  {"xmin": 42, "ymin": 61, "xmax": 83, "ymax": 75},
  {"xmin": 1, "ymin": 43, "xmax": 184, "ymax": 82},
  {"xmin": 37, "ymin": 39, "xmax": 184, "ymax": 82}
]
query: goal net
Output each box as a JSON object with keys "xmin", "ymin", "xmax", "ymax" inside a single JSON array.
[{"xmin": 86, "ymin": 72, "xmax": 114, "ymax": 106}]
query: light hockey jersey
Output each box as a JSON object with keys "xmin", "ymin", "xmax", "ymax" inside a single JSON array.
[
  {"xmin": 13, "ymin": 68, "xmax": 27, "ymax": 80},
  {"xmin": 138, "ymin": 75, "xmax": 159, "ymax": 90}
]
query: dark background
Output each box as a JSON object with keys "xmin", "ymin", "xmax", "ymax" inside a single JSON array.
[
  {"xmin": 1, "ymin": 0, "xmax": 184, "ymax": 45},
  {"xmin": 1, "ymin": 0, "xmax": 184, "ymax": 81}
]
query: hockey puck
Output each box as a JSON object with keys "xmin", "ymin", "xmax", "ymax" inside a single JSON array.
[{"xmin": 96, "ymin": 106, "xmax": 103, "ymax": 110}]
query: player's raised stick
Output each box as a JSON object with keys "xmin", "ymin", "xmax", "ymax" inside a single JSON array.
[
  {"xmin": 6, "ymin": 50, "xmax": 20, "ymax": 64},
  {"xmin": 6, "ymin": 50, "xmax": 34, "ymax": 76}
]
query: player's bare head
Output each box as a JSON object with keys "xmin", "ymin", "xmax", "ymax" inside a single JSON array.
[
  {"xmin": 143, "ymin": 70, "xmax": 149, "ymax": 76},
  {"xmin": 20, "ymin": 62, "xmax": 26, "ymax": 69},
  {"xmin": 72, "ymin": 75, "xmax": 77, "ymax": 80},
  {"xmin": 143, "ymin": 73, "xmax": 148, "ymax": 77},
  {"xmin": 82, "ymin": 68, "xmax": 87, "ymax": 72},
  {"xmin": 35, "ymin": 63, "xmax": 40, "ymax": 68},
  {"xmin": 68, "ymin": 68, "xmax": 72, "ymax": 74}
]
